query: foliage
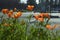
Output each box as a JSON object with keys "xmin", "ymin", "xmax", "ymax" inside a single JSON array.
[
  {"xmin": 0, "ymin": 11, "xmax": 60, "ymax": 40},
  {"xmin": 27, "ymin": 0, "xmax": 36, "ymax": 5}
]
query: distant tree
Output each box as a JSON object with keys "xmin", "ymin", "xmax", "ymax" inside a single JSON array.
[
  {"xmin": 27, "ymin": 0, "xmax": 36, "ymax": 5},
  {"xmin": 17, "ymin": 0, "xmax": 20, "ymax": 3},
  {"xmin": 59, "ymin": 0, "xmax": 60, "ymax": 5}
]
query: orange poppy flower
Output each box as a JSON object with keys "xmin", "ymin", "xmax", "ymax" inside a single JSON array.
[
  {"xmin": 39, "ymin": 13, "xmax": 44, "ymax": 18},
  {"xmin": 27, "ymin": 5, "xmax": 34, "ymax": 11},
  {"xmin": 34, "ymin": 15, "xmax": 39, "ymax": 20},
  {"xmin": 13, "ymin": 12, "xmax": 22, "ymax": 18},
  {"xmin": 14, "ymin": 14, "xmax": 19, "ymax": 18},
  {"xmin": 31, "ymin": 5, "xmax": 34, "ymax": 10},
  {"xmin": 46, "ymin": 24, "xmax": 57, "ymax": 30},
  {"xmin": 27, "ymin": 7, "xmax": 32, "ymax": 11},
  {"xmin": 38, "ymin": 18, "xmax": 44, "ymax": 22},
  {"xmin": 2, "ymin": 9, "xmax": 9, "ymax": 14},
  {"xmin": 39, "ymin": 13, "xmax": 50, "ymax": 19},
  {"xmin": 9, "ymin": 10, "xmax": 13, "ymax": 14},
  {"xmin": 17, "ymin": 11, "xmax": 22, "ymax": 16},
  {"xmin": 44, "ymin": 13, "xmax": 50, "ymax": 17},
  {"xmin": 16, "ymin": 13, "xmax": 22, "ymax": 17},
  {"xmin": 28, "ymin": 5, "xmax": 31, "ymax": 8},
  {"xmin": 46, "ymin": 24, "xmax": 51, "ymax": 30},
  {"xmin": 31, "ymin": 5, "xmax": 34, "ymax": 8},
  {"xmin": 7, "ymin": 12, "xmax": 12, "ymax": 17},
  {"xmin": 44, "ymin": 13, "xmax": 49, "ymax": 16}
]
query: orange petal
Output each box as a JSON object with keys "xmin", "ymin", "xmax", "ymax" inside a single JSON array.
[
  {"xmin": 28, "ymin": 5, "xmax": 31, "ymax": 7},
  {"xmin": 17, "ymin": 12, "xmax": 22, "ymax": 17},
  {"xmin": 34, "ymin": 15, "xmax": 39, "ymax": 20},
  {"xmin": 14, "ymin": 14, "xmax": 18, "ymax": 18},
  {"xmin": 44, "ymin": 13, "xmax": 50, "ymax": 18},
  {"xmin": 27, "ymin": 5, "xmax": 34, "ymax": 11},
  {"xmin": 2, "ymin": 9, "xmax": 9, "ymax": 14},
  {"xmin": 7, "ymin": 13, "xmax": 12, "ymax": 17},
  {"xmin": 31, "ymin": 5, "xmax": 34, "ymax": 8},
  {"xmin": 38, "ymin": 18, "xmax": 44, "ymax": 22},
  {"xmin": 39, "ymin": 13, "xmax": 44, "ymax": 18},
  {"xmin": 46, "ymin": 24, "xmax": 51, "ymax": 30},
  {"xmin": 9, "ymin": 10, "xmax": 13, "ymax": 14}
]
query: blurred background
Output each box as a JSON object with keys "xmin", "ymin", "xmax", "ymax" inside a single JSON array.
[{"xmin": 0, "ymin": 0, "xmax": 60, "ymax": 12}]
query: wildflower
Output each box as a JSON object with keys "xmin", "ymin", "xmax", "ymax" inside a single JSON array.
[
  {"xmin": 39, "ymin": 13, "xmax": 44, "ymax": 18},
  {"xmin": 2, "ymin": 9, "xmax": 9, "ymax": 14},
  {"xmin": 34, "ymin": 15, "xmax": 39, "ymax": 20},
  {"xmin": 31, "ymin": 5, "xmax": 34, "ymax": 8},
  {"xmin": 44, "ymin": 13, "xmax": 50, "ymax": 19},
  {"xmin": 46, "ymin": 24, "xmax": 51, "ymax": 30},
  {"xmin": 16, "ymin": 12, "xmax": 22, "ymax": 17},
  {"xmin": 38, "ymin": 18, "xmax": 44, "ymax": 22},
  {"xmin": 9, "ymin": 10, "xmax": 13, "ymax": 14},
  {"xmin": 14, "ymin": 14, "xmax": 18, "ymax": 18},
  {"xmin": 12, "ymin": 11, "xmax": 22, "ymax": 18},
  {"xmin": 46, "ymin": 24, "xmax": 57, "ymax": 30},
  {"xmin": 27, "ymin": 5, "xmax": 34, "ymax": 11},
  {"xmin": 7, "ymin": 12, "xmax": 12, "ymax": 17},
  {"xmin": 34, "ymin": 13, "xmax": 50, "ymax": 22}
]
